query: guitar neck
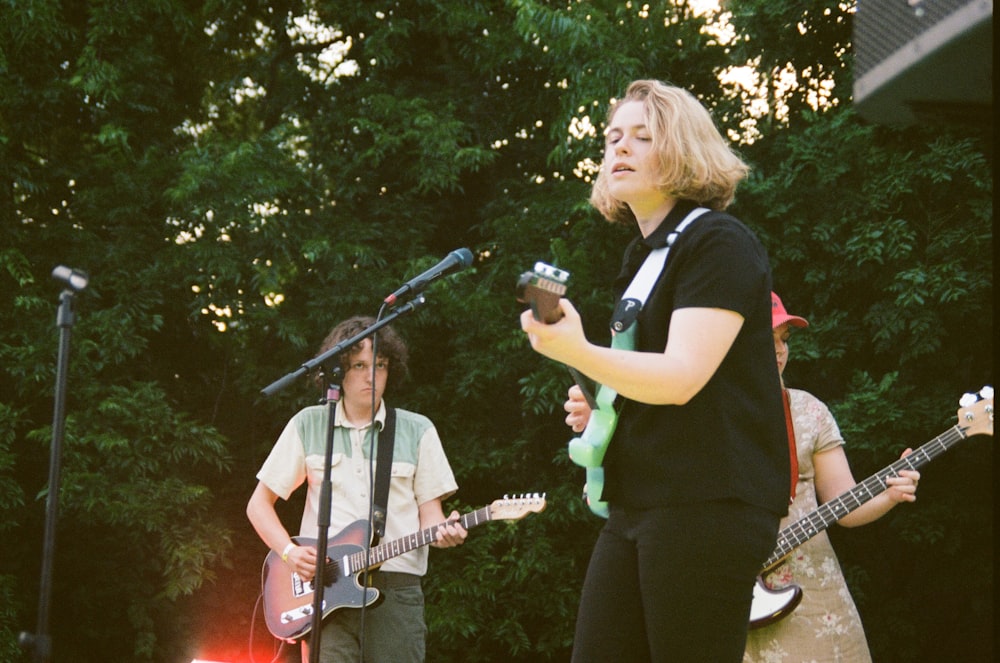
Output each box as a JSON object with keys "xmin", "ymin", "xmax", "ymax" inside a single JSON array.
[
  {"xmin": 763, "ymin": 422, "xmax": 970, "ymax": 571},
  {"xmin": 348, "ymin": 506, "xmax": 492, "ymax": 572}
]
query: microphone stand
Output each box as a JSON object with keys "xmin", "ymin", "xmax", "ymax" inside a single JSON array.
[
  {"xmin": 19, "ymin": 270, "xmax": 89, "ymax": 662},
  {"xmin": 306, "ymin": 365, "xmax": 352, "ymax": 662},
  {"xmin": 259, "ymin": 295, "xmax": 426, "ymax": 663}
]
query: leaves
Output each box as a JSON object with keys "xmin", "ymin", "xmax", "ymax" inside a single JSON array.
[{"xmin": 1, "ymin": 1, "xmax": 991, "ymax": 661}]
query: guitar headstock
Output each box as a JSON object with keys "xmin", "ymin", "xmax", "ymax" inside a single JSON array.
[
  {"xmin": 488, "ymin": 493, "xmax": 547, "ymax": 520},
  {"xmin": 958, "ymin": 386, "xmax": 994, "ymax": 438},
  {"xmin": 516, "ymin": 262, "xmax": 569, "ymax": 324}
]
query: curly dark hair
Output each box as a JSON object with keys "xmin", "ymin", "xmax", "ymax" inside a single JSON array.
[{"xmin": 316, "ymin": 315, "xmax": 410, "ymax": 391}]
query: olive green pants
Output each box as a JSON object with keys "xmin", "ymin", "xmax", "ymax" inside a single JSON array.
[{"xmin": 301, "ymin": 572, "xmax": 426, "ymax": 663}]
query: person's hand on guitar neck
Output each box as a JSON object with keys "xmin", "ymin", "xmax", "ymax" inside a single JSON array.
[
  {"xmin": 519, "ymin": 297, "xmax": 590, "ymax": 368},
  {"xmin": 428, "ymin": 509, "xmax": 468, "ymax": 549}
]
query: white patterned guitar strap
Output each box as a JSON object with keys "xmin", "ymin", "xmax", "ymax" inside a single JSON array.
[{"xmin": 612, "ymin": 206, "xmax": 710, "ymax": 347}]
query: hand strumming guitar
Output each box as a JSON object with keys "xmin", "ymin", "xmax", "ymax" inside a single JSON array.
[{"xmin": 565, "ymin": 384, "xmax": 592, "ymax": 433}]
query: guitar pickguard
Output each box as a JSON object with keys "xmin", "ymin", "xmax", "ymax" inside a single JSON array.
[{"xmin": 291, "ymin": 571, "xmax": 313, "ymax": 598}]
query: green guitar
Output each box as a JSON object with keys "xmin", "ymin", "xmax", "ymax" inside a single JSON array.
[
  {"xmin": 518, "ymin": 262, "xmax": 627, "ymax": 518},
  {"xmin": 563, "ymin": 312, "xmax": 640, "ymax": 518}
]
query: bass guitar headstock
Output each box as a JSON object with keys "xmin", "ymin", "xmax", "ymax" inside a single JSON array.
[{"xmin": 958, "ymin": 386, "xmax": 994, "ymax": 438}]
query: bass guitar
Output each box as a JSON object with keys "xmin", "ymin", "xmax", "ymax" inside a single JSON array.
[
  {"xmin": 261, "ymin": 494, "xmax": 546, "ymax": 640},
  {"xmin": 517, "ymin": 263, "xmax": 614, "ymax": 517},
  {"xmin": 749, "ymin": 387, "xmax": 993, "ymax": 629}
]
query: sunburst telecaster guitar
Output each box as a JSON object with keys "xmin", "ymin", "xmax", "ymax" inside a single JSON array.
[
  {"xmin": 749, "ymin": 387, "xmax": 993, "ymax": 629},
  {"xmin": 261, "ymin": 494, "xmax": 546, "ymax": 640}
]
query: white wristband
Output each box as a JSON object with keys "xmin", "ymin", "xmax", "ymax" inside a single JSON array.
[{"xmin": 281, "ymin": 542, "xmax": 296, "ymax": 562}]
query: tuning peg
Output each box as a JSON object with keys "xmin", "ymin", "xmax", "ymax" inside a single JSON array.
[
  {"xmin": 959, "ymin": 392, "xmax": 979, "ymax": 408},
  {"xmin": 980, "ymin": 386, "xmax": 994, "ymax": 400}
]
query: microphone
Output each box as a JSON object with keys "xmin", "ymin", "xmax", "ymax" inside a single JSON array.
[
  {"xmin": 51, "ymin": 265, "xmax": 89, "ymax": 291},
  {"xmin": 384, "ymin": 248, "xmax": 474, "ymax": 305}
]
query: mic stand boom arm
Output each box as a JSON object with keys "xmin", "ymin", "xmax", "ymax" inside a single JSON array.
[{"xmin": 260, "ymin": 295, "xmax": 427, "ymax": 397}]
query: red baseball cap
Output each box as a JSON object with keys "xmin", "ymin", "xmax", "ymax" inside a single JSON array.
[{"xmin": 771, "ymin": 292, "xmax": 809, "ymax": 329}]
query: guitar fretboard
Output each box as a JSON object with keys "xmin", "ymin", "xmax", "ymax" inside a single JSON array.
[
  {"xmin": 346, "ymin": 506, "xmax": 493, "ymax": 572},
  {"xmin": 763, "ymin": 422, "xmax": 970, "ymax": 571}
]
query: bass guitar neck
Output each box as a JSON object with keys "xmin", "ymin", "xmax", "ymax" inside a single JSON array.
[{"xmin": 749, "ymin": 388, "xmax": 993, "ymax": 629}]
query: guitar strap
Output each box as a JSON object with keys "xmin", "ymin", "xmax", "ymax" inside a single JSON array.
[
  {"xmin": 782, "ymin": 389, "xmax": 798, "ymax": 502},
  {"xmin": 372, "ymin": 405, "xmax": 396, "ymax": 543},
  {"xmin": 616, "ymin": 206, "xmax": 710, "ymax": 337}
]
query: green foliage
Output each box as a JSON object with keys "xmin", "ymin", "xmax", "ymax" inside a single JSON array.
[
  {"xmin": 1, "ymin": 1, "xmax": 991, "ymax": 662},
  {"xmin": 0, "ymin": 402, "xmax": 26, "ymax": 536},
  {"xmin": 0, "ymin": 575, "xmax": 24, "ymax": 662}
]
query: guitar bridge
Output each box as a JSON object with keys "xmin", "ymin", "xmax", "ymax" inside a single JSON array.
[{"xmin": 280, "ymin": 599, "xmax": 325, "ymax": 625}]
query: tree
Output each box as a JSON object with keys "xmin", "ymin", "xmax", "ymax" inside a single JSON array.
[
  {"xmin": 2, "ymin": 1, "xmax": 990, "ymax": 661},
  {"xmin": 2, "ymin": 1, "xmax": 238, "ymax": 659}
]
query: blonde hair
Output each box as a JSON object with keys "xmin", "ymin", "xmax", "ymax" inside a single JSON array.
[{"xmin": 590, "ymin": 80, "xmax": 749, "ymax": 223}]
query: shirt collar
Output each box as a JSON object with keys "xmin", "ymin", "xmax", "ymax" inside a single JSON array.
[
  {"xmin": 614, "ymin": 200, "xmax": 701, "ymax": 298},
  {"xmin": 334, "ymin": 398, "xmax": 387, "ymax": 430},
  {"xmin": 641, "ymin": 200, "xmax": 699, "ymax": 249}
]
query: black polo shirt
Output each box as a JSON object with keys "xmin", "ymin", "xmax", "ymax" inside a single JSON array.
[{"xmin": 603, "ymin": 201, "xmax": 789, "ymax": 516}]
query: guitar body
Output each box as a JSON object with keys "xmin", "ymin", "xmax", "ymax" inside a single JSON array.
[
  {"xmin": 566, "ymin": 326, "xmax": 635, "ymax": 518},
  {"xmin": 748, "ymin": 576, "xmax": 803, "ymax": 629},
  {"xmin": 567, "ymin": 394, "xmax": 618, "ymax": 518},
  {"xmin": 262, "ymin": 521, "xmax": 379, "ymax": 641}
]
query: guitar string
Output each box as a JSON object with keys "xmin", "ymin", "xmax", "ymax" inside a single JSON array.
[
  {"xmin": 765, "ymin": 424, "xmax": 967, "ymax": 568},
  {"xmin": 344, "ymin": 506, "xmax": 491, "ymax": 572}
]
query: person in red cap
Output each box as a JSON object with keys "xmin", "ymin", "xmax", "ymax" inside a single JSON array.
[{"xmin": 744, "ymin": 293, "xmax": 921, "ymax": 663}]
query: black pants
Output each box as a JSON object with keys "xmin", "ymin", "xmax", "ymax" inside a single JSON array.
[{"xmin": 571, "ymin": 500, "xmax": 779, "ymax": 663}]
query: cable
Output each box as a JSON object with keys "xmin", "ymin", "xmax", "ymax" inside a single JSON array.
[
  {"xmin": 247, "ymin": 591, "xmax": 287, "ymax": 663},
  {"xmin": 357, "ymin": 300, "xmax": 390, "ymax": 663}
]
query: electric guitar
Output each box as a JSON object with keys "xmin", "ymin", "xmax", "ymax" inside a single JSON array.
[
  {"xmin": 516, "ymin": 261, "xmax": 598, "ymax": 409},
  {"xmin": 516, "ymin": 261, "xmax": 570, "ymax": 326},
  {"xmin": 749, "ymin": 387, "xmax": 994, "ymax": 629},
  {"xmin": 517, "ymin": 263, "xmax": 613, "ymax": 517},
  {"xmin": 261, "ymin": 494, "xmax": 546, "ymax": 640}
]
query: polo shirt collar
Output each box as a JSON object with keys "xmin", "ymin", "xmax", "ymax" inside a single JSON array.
[
  {"xmin": 641, "ymin": 200, "xmax": 699, "ymax": 249},
  {"xmin": 334, "ymin": 398, "xmax": 387, "ymax": 430}
]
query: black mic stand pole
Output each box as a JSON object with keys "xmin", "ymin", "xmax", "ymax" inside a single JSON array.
[
  {"xmin": 259, "ymin": 295, "xmax": 426, "ymax": 663},
  {"xmin": 19, "ymin": 267, "xmax": 89, "ymax": 662},
  {"xmin": 305, "ymin": 364, "xmax": 354, "ymax": 662}
]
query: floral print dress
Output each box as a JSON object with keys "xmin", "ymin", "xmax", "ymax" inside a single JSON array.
[{"xmin": 743, "ymin": 388, "xmax": 872, "ymax": 663}]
